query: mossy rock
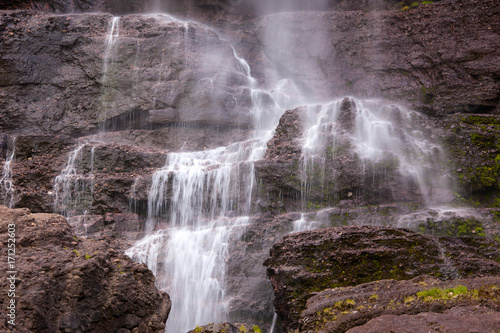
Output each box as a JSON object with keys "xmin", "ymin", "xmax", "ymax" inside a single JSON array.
[{"xmin": 265, "ymin": 226, "xmax": 500, "ymax": 332}]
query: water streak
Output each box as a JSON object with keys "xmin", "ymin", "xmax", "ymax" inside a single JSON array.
[
  {"xmin": 0, "ymin": 137, "xmax": 16, "ymax": 208},
  {"xmin": 53, "ymin": 143, "xmax": 95, "ymax": 219},
  {"xmin": 102, "ymin": 16, "xmax": 120, "ymax": 84}
]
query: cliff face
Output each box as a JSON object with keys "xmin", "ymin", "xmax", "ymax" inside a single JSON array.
[
  {"xmin": 1, "ymin": 0, "xmax": 499, "ymax": 331},
  {"xmin": 253, "ymin": 0, "xmax": 500, "ymax": 116},
  {"xmin": 1, "ymin": 0, "xmax": 499, "ymax": 219}
]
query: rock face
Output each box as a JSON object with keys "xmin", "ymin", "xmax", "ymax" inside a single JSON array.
[
  {"xmin": 256, "ymin": 0, "xmax": 500, "ymax": 116},
  {"xmin": 0, "ymin": 205, "xmax": 170, "ymax": 332},
  {"xmin": 307, "ymin": 277, "xmax": 500, "ymax": 333},
  {"xmin": 264, "ymin": 226, "xmax": 500, "ymax": 332},
  {"xmin": 346, "ymin": 307, "xmax": 500, "ymax": 333},
  {"xmin": 0, "ymin": 11, "xmax": 257, "ymax": 137},
  {"xmin": 1, "ymin": 0, "xmax": 499, "ymax": 331}
]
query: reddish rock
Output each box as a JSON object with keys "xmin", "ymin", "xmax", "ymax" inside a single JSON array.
[{"xmin": 0, "ymin": 205, "xmax": 170, "ymax": 332}]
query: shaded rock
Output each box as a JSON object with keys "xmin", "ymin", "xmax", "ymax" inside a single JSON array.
[
  {"xmin": 8, "ymin": 137, "xmax": 166, "ymax": 221},
  {"xmin": 264, "ymin": 226, "xmax": 500, "ymax": 331},
  {"xmin": 0, "ymin": 11, "xmax": 257, "ymax": 137},
  {"xmin": 0, "ymin": 205, "xmax": 170, "ymax": 332},
  {"xmin": 441, "ymin": 114, "xmax": 500, "ymax": 199}
]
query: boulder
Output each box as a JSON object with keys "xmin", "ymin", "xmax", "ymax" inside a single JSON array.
[{"xmin": 0, "ymin": 205, "xmax": 170, "ymax": 332}]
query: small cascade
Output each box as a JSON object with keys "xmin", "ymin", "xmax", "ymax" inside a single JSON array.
[
  {"xmin": 0, "ymin": 137, "xmax": 16, "ymax": 208},
  {"xmin": 300, "ymin": 102, "xmax": 341, "ymax": 207},
  {"xmin": 53, "ymin": 143, "xmax": 96, "ymax": 221},
  {"xmin": 269, "ymin": 312, "xmax": 279, "ymax": 333},
  {"xmin": 352, "ymin": 99, "xmax": 443, "ymax": 203},
  {"xmin": 291, "ymin": 213, "xmax": 317, "ymax": 233},
  {"xmin": 298, "ymin": 98, "xmax": 448, "ymax": 206},
  {"xmin": 435, "ymin": 239, "xmax": 460, "ymax": 280},
  {"xmin": 100, "ymin": 16, "xmax": 120, "ymax": 128}
]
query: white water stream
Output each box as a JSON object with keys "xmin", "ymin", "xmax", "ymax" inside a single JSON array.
[
  {"xmin": 1, "ymin": 137, "xmax": 16, "ymax": 208},
  {"xmin": 126, "ymin": 24, "xmax": 297, "ymax": 329},
  {"xmin": 53, "ymin": 143, "xmax": 95, "ymax": 222}
]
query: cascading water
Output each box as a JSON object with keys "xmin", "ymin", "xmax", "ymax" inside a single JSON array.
[
  {"xmin": 100, "ymin": 16, "xmax": 120, "ymax": 128},
  {"xmin": 0, "ymin": 137, "xmax": 16, "ymax": 208},
  {"xmin": 102, "ymin": 16, "xmax": 120, "ymax": 84},
  {"xmin": 126, "ymin": 41, "xmax": 294, "ymax": 331},
  {"xmin": 298, "ymin": 98, "xmax": 448, "ymax": 206},
  {"xmin": 53, "ymin": 143, "xmax": 95, "ymax": 221}
]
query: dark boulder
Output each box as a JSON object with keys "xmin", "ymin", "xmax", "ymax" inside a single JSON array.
[{"xmin": 0, "ymin": 205, "xmax": 170, "ymax": 332}]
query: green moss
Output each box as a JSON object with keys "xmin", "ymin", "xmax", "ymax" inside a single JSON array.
[
  {"xmin": 344, "ymin": 299, "xmax": 356, "ymax": 308},
  {"xmin": 194, "ymin": 327, "xmax": 202, "ymax": 333},
  {"xmin": 84, "ymin": 254, "xmax": 92, "ymax": 259},
  {"xmin": 417, "ymin": 285, "xmax": 468, "ymax": 301},
  {"xmin": 462, "ymin": 115, "xmax": 500, "ymax": 126},
  {"xmin": 420, "ymin": 86, "xmax": 436, "ymax": 104},
  {"xmin": 73, "ymin": 249, "xmax": 80, "ymax": 257},
  {"xmin": 417, "ymin": 217, "xmax": 486, "ymax": 237},
  {"xmin": 252, "ymin": 325, "xmax": 262, "ymax": 333}
]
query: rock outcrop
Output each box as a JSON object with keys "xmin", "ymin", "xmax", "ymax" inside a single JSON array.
[
  {"xmin": 264, "ymin": 226, "xmax": 500, "ymax": 332},
  {"xmin": 256, "ymin": 98, "xmax": 450, "ymax": 208},
  {"xmin": 0, "ymin": 205, "xmax": 170, "ymax": 332}
]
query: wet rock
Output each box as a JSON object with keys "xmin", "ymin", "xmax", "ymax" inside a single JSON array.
[
  {"xmin": 346, "ymin": 309, "xmax": 500, "ymax": 333},
  {"xmin": 0, "ymin": 205, "xmax": 170, "ymax": 332},
  {"xmin": 264, "ymin": 226, "xmax": 500, "ymax": 331},
  {"xmin": 255, "ymin": 100, "xmax": 446, "ymax": 209},
  {"xmin": 441, "ymin": 114, "xmax": 500, "ymax": 197},
  {"xmin": 255, "ymin": 0, "xmax": 500, "ymax": 115}
]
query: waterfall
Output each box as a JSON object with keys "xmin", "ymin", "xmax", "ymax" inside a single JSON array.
[
  {"xmin": 1, "ymin": 137, "xmax": 16, "ymax": 208},
  {"xmin": 127, "ymin": 45, "xmax": 293, "ymax": 331},
  {"xmin": 100, "ymin": 16, "xmax": 120, "ymax": 128}
]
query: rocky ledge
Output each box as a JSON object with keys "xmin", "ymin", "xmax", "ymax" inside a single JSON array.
[
  {"xmin": 0, "ymin": 205, "xmax": 170, "ymax": 332},
  {"xmin": 264, "ymin": 226, "xmax": 500, "ymax": 332}
]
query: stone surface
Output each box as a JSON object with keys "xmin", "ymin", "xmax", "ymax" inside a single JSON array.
[
  {"xmin": 0, "ymin": 205, "xmax": 170, "ymax": 332},
  {"xmin": 255, "ymin": 98, "xmax": 449, "ymax": 208},
  {"xmin": 0, "ymin": 11, "xmax": 257, "ymax": 137},
  {"xmin": 346, "ymin": 309, "xmax": 500, "ymax": 333},
  {"xmin": 264, "ymin": 226, "xmax": 500, "ymax": 331},
  {"xmin": 187, "ymin": 322, "xmax": 239, "ymax": 333},
  {"xmin": 307, "ymin": 277, "xmax": 500, "ymax": 333},
  {"xmin": 255, "ymin": 0, "xmax": 500, "ymax": 116}
]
